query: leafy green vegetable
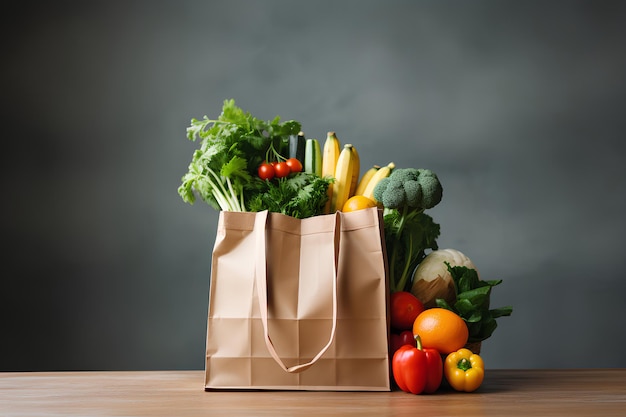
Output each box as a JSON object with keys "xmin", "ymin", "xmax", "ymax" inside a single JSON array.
[
  {"xmin": 382, "ymin": 210, "xmax": 440, "ymax": 293},
  {"xmin": 373, "ymin": 168, "xmax": 443, "ymax": 293},
  {"xmin": 179, "ymin": 99, "xmax": 332, "ymax": 219},
  {"xmin": 178, "ymin": 99, "xmax": 301, "ymax": 212},
  {"xmin": 373, "ymin": 168, "xmax": 443, "ymax": 211},
  {"xmin": 247, "ymin": 173, "xmax": 332, "ymax": 219},
  {"xmin": 436, "ymin": 263, "xmax": 513, "ymax": 343}
]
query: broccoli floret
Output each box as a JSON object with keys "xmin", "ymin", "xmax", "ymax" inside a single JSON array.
[
  {"xmin": 373, "ymin": 168, "xmax": 442, "ymax": 211},
  {"xmin": 373, "ymin": 167, "xmax": 443, "ymax": 293}
]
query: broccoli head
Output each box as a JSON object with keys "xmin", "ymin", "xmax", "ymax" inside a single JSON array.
[{"xmin": 373, "ymin": 168, "xmax": 443, "ymax": 211}]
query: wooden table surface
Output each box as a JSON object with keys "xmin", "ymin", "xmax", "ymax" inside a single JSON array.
[{"xmin": 1, "ymin": 369, "xmax": 625, "ymax": 416}]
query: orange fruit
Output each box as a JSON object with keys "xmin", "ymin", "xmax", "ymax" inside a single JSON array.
[
  {"xmin": 342, "ymin": 195, "xmax": 377, "ymax": 212},
  {"xmin": 412, "ymin": 308, "xmax": 469, "ymax": 354}
]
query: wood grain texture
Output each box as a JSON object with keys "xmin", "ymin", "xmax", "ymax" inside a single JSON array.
[{"xmin": 1, "ymin": 369, "xmax": 625, "ymax": 416}]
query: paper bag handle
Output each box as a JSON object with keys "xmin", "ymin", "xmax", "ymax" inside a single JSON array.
[{"xmin": 254, "ymin": 210, "xmax": 340, "ymax": 374}]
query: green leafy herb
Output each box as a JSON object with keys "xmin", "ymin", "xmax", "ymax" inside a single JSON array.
[
  {"xmin": 178, "ymin": 99, "xmax": 301, "ymax": 212},
  {"xmin": 436, "ymin": 263, "xmax": 513, "ymax": 343},
  {"xmin": 247, "ymin": 173, "xmax": 332, "ymax": 219}
]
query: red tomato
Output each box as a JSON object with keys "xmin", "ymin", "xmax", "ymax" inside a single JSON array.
[
  {"xmin": 285, "ymin": 158, "xmax": 303, "ymax": 173},
  {"xmin": 390, "ymin": 291, "xmax": 425, "ymax": 331},
  {"xmin": 390, "ymin": 330, "xmax": 417, "ymax": 355},
  {"xmin": 258, "ymin": 162, "xmax": 275, "ymax": 181},
  {"xmin": 274, "ymin": 162, "xmax": 291, "ymax": 178}
]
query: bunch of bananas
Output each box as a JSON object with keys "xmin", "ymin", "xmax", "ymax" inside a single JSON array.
[{"xmin": 304, "ymin": 131, "xmax": 395, "ymax": 213}]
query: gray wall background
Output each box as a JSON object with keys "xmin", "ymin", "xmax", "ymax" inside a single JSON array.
[{"xmin": 3, "ymin": 1, "xmax": 626, "ymax": 371}]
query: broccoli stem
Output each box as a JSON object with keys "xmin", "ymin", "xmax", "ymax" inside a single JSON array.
[
  {"xmin": 396, "ymin": 206, "xmax": 424, "ymax": 241},
  {"xmin": 388, "ymin": 206, "xmax": 426, "ymax": 293},
  {"xmin": 396, "ymin": 232, "xmax": 414, "ymax": 292},
  {"xmin": 395, "ymin": 205, "xmax": 409, "ymax": 239}
]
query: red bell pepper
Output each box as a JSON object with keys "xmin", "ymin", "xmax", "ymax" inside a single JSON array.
[
  {"xmin": 392, "ymin": 335, "xmax": 443, "ymax": 394},
  {"xmin": 390, "ymin": 330, "xmax": 417, "ymax": 354}
]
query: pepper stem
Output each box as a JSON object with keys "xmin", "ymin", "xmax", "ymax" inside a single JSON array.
[
  {"xmin": 414, "ymin": 334, "xmax": 423, "ymax": 351},
  {"xmin": 457, "ymin": 358, "xmax": 472, "ymax": 372}
]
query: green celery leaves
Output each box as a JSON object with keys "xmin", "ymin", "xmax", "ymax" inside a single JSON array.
[{"xmin": 179, "ymin": 99, "xmax": 301, "ymax": 212}]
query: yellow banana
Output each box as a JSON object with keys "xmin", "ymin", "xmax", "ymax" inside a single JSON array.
[
  {"xmin": 355, "ymin": 165, "xmax": 380, "ymax": 196},
  {"xmin": 362, "ymin": 162, "xmax": 395, "ymax": 202},
  {"xmin": 322, "ymin": 132, "xmax": 341, "ymax": 213},
  {"xmin": 331, "ymin": 144, "xmax": 357, "ymax": 212},
  {"xmin": 348, "ymin": 144, "xmax": 360, "ymax": 198}
]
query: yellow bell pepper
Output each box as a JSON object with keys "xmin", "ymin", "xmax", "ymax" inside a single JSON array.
[{"xmin": 444, "ymin": 348, "xmax": 484, "ymax": 392}]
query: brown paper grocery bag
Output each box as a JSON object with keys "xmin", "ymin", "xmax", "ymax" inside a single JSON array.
[{"xmin": 204, "ymin": 207, "xmax": 390, "ymax": 391}]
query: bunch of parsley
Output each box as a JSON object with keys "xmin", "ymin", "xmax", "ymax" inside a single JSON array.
[
  {"xmin": 178, "ymin": 99, "xmax": 332, "ymax": 218},
  {"xmin": 247, "ymin": 173, "xmax": 332, "ymax": 219},
  {"xmin": 178, "ymin": 99, "xmax": 301, "ymax": 212}
]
